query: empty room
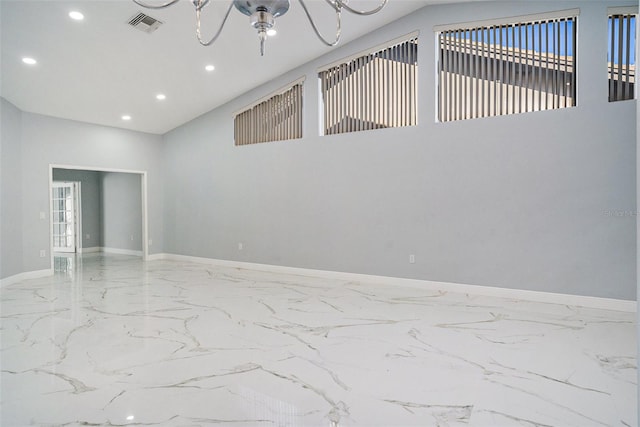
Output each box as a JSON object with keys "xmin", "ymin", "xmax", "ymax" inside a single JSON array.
[{"xmin": 0, "ymin": 0, "xmax": 637, "ymax": 426}]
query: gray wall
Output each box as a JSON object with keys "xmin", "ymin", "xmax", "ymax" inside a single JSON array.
[
  {"xmin": 163, "ymin": 1, "xmax": 636, "ymax": 300},
  {"xmin": 1, "ymin": 109, "xmax": 164, "ymax": 276},
  {"xmin": 101, "ymin": 172, "xmax": 143, "ymax": 252},
  {"xmin": 637, "ymin": 50, "xmax": 640, "ymax": 427},
  {"xmin": 52, "ymin": 169, "xmax": 102, "ymax": 250},
  {"xmin": 0, "ymin": 98, "xmax": 24, "ymax": 278}
]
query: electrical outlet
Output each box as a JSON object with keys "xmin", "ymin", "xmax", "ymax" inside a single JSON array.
[
  {"xmin": 148, "ymin": 239, "xmax": 153, "ymax": 246},
  {"xmin": 130, "ymin": 235, "xmax": 134, "ymax": 241},
  {"xmin": 409, "ymin": 254, "xmax": 415, "ymax": 264},
  {"xmin": 39, "ymin": 211, "xmax": 46, "ymax": 220},
  {"xmin": 39, "ymin": 250, "xmax": 46, "ymax": 258},
  {"xmin": 86, "ymin": 234, "xmax": 90, "ymax": 240},
  {"xmin": 238, "ymin": 242, "xmax": 243, "ymax": 251}
]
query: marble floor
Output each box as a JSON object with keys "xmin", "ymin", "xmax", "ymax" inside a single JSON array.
[{"xmin": 0, "ymin": 254, "xmax": 637, "ymax": 427}]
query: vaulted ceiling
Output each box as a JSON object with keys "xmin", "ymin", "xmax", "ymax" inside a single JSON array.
[{"xmin": 1, "ymin": 0, "xmax": 437, "ymax": 134}]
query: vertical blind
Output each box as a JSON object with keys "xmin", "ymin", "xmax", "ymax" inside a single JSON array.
[
  {"xmin": 234, "ymin": 82, "xmax": 303, "ymax": 146},
  {"xmin": 438, "ymin": 15, "xmax": 577, "ymax": 122},
  {"xmin": 319, "ymin": 35, "xmax": 418, "ymax": 136},
  {"xmin": 608, "ymin": 13, "xmax": 636, "ymax": 102}
]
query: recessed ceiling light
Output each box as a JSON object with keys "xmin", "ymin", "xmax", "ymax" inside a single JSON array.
[
  {"xmin": 266, "ymin": 29, "xmax": 277, "ymax": 37},
  {"xmin": 156, "ymin": 94, "xmax": 166, "ymax": 100},
  {"xmin": 122, "ymin": 115, "xmax": 131, "ymax": 121},
  {"xmin": 205, "ymin": 64, "xmax": 215, "ymax": 72},
  {"xmin": 22, "ymin": 57, "xmax": 37, "ymax": 65},
  {"xmin": 69, "ymin": 11, "xmax": 84, "ymax": 20}
]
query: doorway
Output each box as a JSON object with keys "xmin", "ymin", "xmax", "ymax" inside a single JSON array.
[
  {"xmin": 49, "ymin": 165, "xmax": 149, "ymax": 269},
  {"xmin": 51, "ymin": 181, "xmax": 81, "ymax": 253}
]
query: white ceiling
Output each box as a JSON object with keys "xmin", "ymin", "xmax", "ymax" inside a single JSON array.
[{"xmin": 1, "ymin": 0, "xmax": 436, "ymax": 134}]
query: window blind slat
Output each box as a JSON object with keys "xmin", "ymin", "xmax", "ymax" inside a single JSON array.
[
  {"xmin": 483, "ymin": 28, "xmax": 489, "ymax": 116},
  {"xmin": 617, "ymin": 15, "xmax": 624, "ymax": 101},
  {"xmin": 536, "ymin": 21, "xmax": 542, "ymax": 112},
  {"xmin": 552, "ymin": 21, "xmax": 557, "ymax": 109},
  {"xmin": 544, "ymin": 21, "xmax": 550, "ymax": 111},
  {"xmin": 624, "ymin": 15, "xmax": 632, "ymax": 100},
  {"xmin": 571, "ymin": 17, "xmax": 576, "ymax": 106}
]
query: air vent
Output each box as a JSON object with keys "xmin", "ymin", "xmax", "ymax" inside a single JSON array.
[{"xmin": 127, "ymin": 12, "xmax": 163, "ymax": 34}]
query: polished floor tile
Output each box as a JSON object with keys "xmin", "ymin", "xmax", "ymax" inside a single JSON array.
[{"xmin": 1, "ymin": 254, "xmax": 637, "ymax": 426}]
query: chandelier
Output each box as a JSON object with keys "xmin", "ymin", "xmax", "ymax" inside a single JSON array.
[{"xmin": 132, "ymin": 0, "xmax": 388, "ymax": 55}]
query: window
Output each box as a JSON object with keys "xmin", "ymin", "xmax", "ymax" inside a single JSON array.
[
  {"xmin": 436, "ymin": 11, "xmax": 577, "ymax": 122},
  {"xmin": 234, "ymin": 80, "xmax": 303, "ymax": 146},
  {"xmin": 608, "ymin": 7, "xmax": 637, "ymax": 102},
  {"xmin": 318, "ymin": 33, "xmax": 418, "ymax": 136}
]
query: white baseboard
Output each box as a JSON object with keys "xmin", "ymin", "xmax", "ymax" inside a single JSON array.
[
  {"xmin": 75, "ymin": 247, "xmax": 141, "ymax": 256},
  {"xmin": 146, "ymin": 253, "xmax": 166, "ymax": 261},
  {"xmin": 102, "ymin": 247, "xmax": 143, "ymax": 256},
  {"xmin": 0, "ymin": 269, "xmax": 54, "ymax": 288},
  {"xmin": 79, "ymin": 246, "xmax": 101, "ymax": 254},
  {"xmin": 155, "ymin": 253, "xmax": 636, "ymax": 313}
]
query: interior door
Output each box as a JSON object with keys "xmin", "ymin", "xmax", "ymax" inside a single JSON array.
[{"xmin": 52, "ymin": 182, "xmax": 77, "ymax": 253}]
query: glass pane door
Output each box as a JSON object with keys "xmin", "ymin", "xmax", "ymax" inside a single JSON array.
[{"xmin": 52, "ymin": 182, "xmax": 76, "ymax": 253}]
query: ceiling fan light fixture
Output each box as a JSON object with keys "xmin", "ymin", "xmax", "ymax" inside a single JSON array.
[
  {"xmin": 250, "ymin": 8, "xmax": 274, "ymax": 55},
  {"xmin": 234, "ymin": 0, "xmax": 289, "ymax": 55},
  {"xmin": 132, "ymin": 0, "xmax": 388, "ymax": 55},
  {"xmin": 233, "ymin": 0, "xmax": 289, "ymax": 18}
]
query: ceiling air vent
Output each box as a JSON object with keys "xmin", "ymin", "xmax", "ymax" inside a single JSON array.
[{"xmin": 127, "ymin": 12, "xmax": 163, "ymax": 34}]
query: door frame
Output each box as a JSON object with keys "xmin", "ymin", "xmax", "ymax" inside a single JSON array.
[{"xmin": 48, "ymin": 164, "xmax": 149, "ymax": 266}]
